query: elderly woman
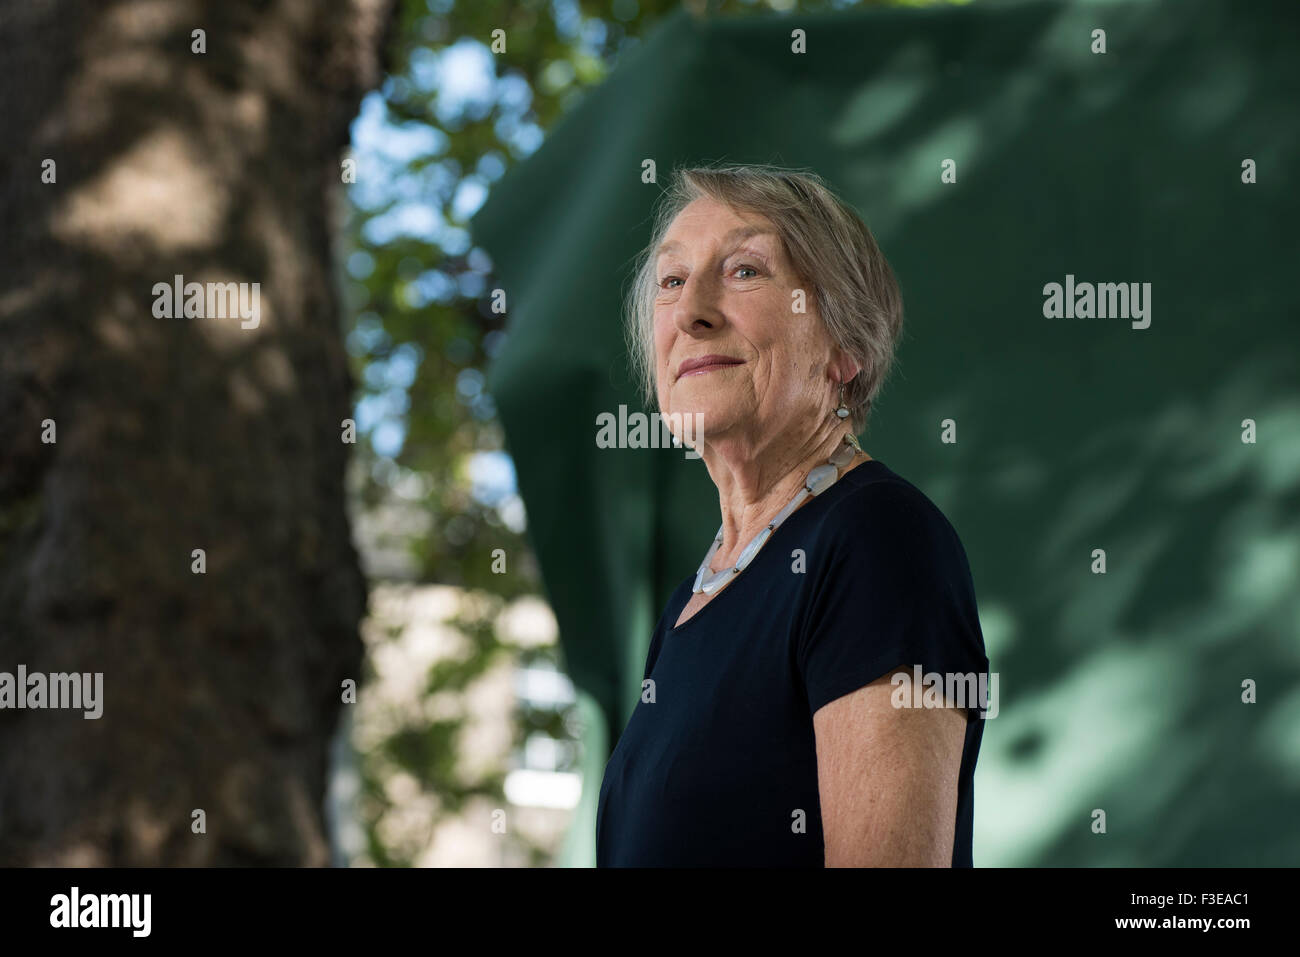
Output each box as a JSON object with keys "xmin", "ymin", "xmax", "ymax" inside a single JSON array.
[{"xmin": 595, "ymin": 164, "xmax": 990, "ymax": 867}]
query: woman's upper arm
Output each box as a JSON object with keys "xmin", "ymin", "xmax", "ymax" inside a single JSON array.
[{"xmin": 812, "ymin": 664, "xmax": 968, "ymax": 867}]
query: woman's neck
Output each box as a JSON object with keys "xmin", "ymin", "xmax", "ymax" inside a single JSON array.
[{"xmin": 701, "ymin": 427, "xmax": 867, "ymax": 568}]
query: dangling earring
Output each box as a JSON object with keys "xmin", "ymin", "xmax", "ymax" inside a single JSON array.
[
  {"xmin": 835, "ymin": 383, "xmax": 864, "ymax": 454},
  {"xmin": 834, "ymin": 383, "xmax": 850, "ymax": 419}
]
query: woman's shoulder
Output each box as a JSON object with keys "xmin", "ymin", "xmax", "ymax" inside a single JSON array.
[{"xmin": 807, "ymin": 460, "xmax": 971, "ymax": 568}]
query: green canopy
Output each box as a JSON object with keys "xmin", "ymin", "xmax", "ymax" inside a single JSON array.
[{"xmin": 474, "ymin": 0, "xmax": 1300, "ymax": 866}]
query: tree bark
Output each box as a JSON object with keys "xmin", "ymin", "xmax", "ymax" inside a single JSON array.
[{"xmin": 0, "ymin": 0, "xmax": 393, "ymax": 865}]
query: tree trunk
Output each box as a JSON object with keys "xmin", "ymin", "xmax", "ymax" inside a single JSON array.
[{"xmin": 0, "ymin": 0, "xmax": 392, "ymax": 865}]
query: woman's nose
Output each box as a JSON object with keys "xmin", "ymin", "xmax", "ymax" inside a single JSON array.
[{"xmin": 673, "ymin": 273, "xmax": 722, "ymax": 333}]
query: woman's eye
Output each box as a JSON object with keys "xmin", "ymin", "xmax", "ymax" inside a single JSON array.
[
  {"xmin": 659, "ymin": 276, "xmax": 683, "ymax": 289},
  {"xmin": 734, "ymin": 264, "xmax": 760, "ymax": 280}
]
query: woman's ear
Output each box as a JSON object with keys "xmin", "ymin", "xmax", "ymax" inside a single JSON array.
[{"xmin": 829, "ymin": 349, "xmax": 862, "ymax": 385}]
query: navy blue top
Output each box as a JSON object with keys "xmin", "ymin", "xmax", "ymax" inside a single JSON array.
[{"xmin": 596, "ymin": 458, "xmax": 990, "ymax": 867}]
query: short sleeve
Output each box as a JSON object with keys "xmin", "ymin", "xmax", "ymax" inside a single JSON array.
[{"xmin": 794, "ymin": 481, "xmax": 990, "ymax": 719}]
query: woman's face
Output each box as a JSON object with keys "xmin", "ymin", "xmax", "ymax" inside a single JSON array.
[{"xmin": 653, "ymin": 196, "xmax": 838, "ymax": 448}]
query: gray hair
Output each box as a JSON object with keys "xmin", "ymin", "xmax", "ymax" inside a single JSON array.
[{"xmin": 622, "ymin": 162, "xmax": 904, "ymax": 435}]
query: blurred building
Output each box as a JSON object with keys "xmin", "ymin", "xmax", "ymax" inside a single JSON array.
[{"xmin": 327, "ymin": 483, "xmax": 580, "ymax": 866}]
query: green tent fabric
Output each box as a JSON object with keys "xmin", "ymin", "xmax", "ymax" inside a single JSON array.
[{"xmin": 474, "ymin": 0, "xmax": 1300, "ymax": 866}]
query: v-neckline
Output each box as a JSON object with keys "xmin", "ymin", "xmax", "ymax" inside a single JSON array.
[
  {"xmin": 667, "ymin": 458, "xmax": 886, "ymax": 634},
  {"xmin": 669, "ymin": 574, "xmax": 737, "ymax": 632},
  {"xmin": 668, "ymin": 575, "xmax": 734, "ymax": 633}
]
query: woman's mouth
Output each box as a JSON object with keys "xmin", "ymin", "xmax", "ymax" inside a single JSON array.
[{"xmin": 677, "ymin": 356, "xmax": 744, "ymax": 379}]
